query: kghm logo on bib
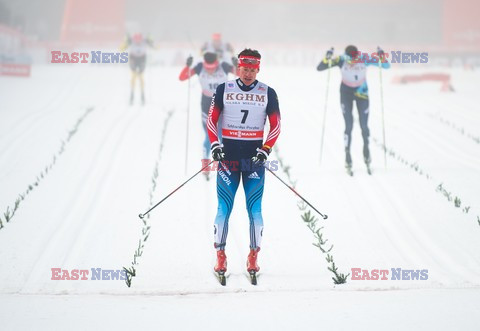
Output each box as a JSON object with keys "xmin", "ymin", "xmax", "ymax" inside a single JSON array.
[{"xmin": 226, "ymin": 93, "xmax": 265, "ymax": 102}]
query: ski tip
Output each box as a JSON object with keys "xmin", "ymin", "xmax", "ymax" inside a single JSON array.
[
  {"xmin": 345, "ymin": 165, "xmax": 353, "ymax": 176},
  {"xmin": 248, "ymin": 271, "xmax": 258, "ymax": 285},
  {"xmin": 138, "ymin": 213, "xmax": 144, "ymax": 219},
  {"xmin": 219, "ymin": 276, "xmax": 226, "ymax": 286},
  {"xmin": 216, "ymin": 271, "xmax": 227, "ymax": 286},
  {"xmin": 322, "ymin": 215, "xmax": 328, "ymax": 220},
  {"xmin": 250, "ymin": 274, "xmax": 257, "ymax": 285}
]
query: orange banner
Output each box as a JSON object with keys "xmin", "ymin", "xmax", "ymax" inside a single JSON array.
[{"xmin": 60, "ymin": 0, "xmax": 125, "ymax": 46}]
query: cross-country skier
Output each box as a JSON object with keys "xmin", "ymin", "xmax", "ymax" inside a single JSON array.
[
  {"xmin": 207, "ymin": 48, "xmax": 281, "ymax": 284},
  {"xmin": 201, "ymin": 33, "xmax": 236, "ymax": 66},
  {"xmin": 179, "ymin": 52, "xmax": 236, "ymax": 169},
  {"xmin": 317, "ymin": 45, "xmax": 390, "ymax": 173},
  {"xmin": 120, "ymin": 33, "xmax": 155, "ymax": 105}
]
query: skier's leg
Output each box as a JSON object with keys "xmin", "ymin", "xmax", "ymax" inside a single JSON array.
[
  {"xmin": 130, "ymin": 71, "xmax": 137, "ymax": 88},
  {"xmin": 341, "ymin": 91, "xmax": 354, "ymax": 165},
  {"xmin": 242, "ymin": 163, "xmax": 265, "ymax": 250},
  {"xmin": 356, "ymin": 97, "xmax": 370, "ymax": 162},
  {"xmin": 242, "ymin": 163, "xmax": 265, "ymax": 272},
  {"xmin": 129, "ymin": 58, "xmax": 137, "ymax": 103},
  {"xmin": 139, "ymin": 73, "xmax": 145, "ymax": 91},
  {"xmin": 214, "ymin": 163, "xmax": 240, "ymax": 250},
  {"xmin": 138, "ymin": 56, "xmax": 146, "ymax": 104},
  {"xmin": 130, "ymin": 71, "xmax": 136, "ymax": 103},
  {"xmin": 139, "ymin": 74, "xmax": 145, "ymax": 104}
]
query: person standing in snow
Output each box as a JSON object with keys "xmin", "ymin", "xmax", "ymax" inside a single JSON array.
[
  {"xmin": 179, "ymin": 52, "xmax": 236, "ymax": 170},
  {"xmin": 201, "ymin": 33, "xmax": 236, "ymax": 67},
  {"xmin": 120, "ymin": 33, "xmax": 155, "ymax": 105},
  {"xmin": 317, "ymin": 45, "xmax": 390, "ymax": 172},
  {"xmin": 207, "ymin": 48, "xmax": 281, "ymax": 279}
]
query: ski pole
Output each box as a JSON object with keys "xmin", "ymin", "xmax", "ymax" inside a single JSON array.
[
  {"xmin": 139, "ymin": 160, "xmax": 214, "ymax": 219},
  {"xmin": 184, "ymin": 59, "xmax": 191, "ymax": 175},
  {"xmin": 265, "ymin": 166, "xmax": 328, "ymax": 219},
  {"xmin": 319, "ymin": 47, "xmax": 334, "ymax": 165},
  {"xmin": 378, "ymin": 46, "xmax": 387, "ymax": 169}
]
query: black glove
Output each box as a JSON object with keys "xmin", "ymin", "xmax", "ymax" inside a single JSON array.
[
  {"xmin": 251, "ymin": 146, "xmax": 270, "ymax": 165},
  {"xmin": 186, "ymin": 56, "xmax": 193, "ymax": 67},
  {"xmin": 231, "ymin": 57, "xmax": 238, "ymax": 67},
  {"xmin": 211, "ymin": 141, "xmax": 225, "ymax": 161},
  {"xmin": 325, "ymin": 48, "xmax": 334, "ymax": 60}
]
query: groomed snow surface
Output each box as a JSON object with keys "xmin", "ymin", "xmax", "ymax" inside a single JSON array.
[{"xmin": 1, "ymin": 62, "xmax": 479, "ymax": 330}]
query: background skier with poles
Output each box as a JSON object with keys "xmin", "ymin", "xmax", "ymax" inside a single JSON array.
[
  {"xmin": 201, "ymin": 32, "xmax": 236, "ymax": 66},
  {"xmin": 179, "ymin": 51, "xmax": 236, "ymax": 178},
  {"xmin": 120, "ymin": 33, "xmax": 155, "ymax": 105},
  {"xmin": 317, "ymin": 45, "xmax": 390, "ymax": 175}
]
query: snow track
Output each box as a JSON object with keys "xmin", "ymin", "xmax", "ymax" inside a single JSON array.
[{"xmin": 0, "ymin": 65, "xmax": 479, "ymax": 328}]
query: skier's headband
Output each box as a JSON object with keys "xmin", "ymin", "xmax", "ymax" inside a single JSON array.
[
  {"xmin": 203, "ymin": 60, "xmax": 219, "ymax": 70},
  {"xmin": 238, "ymin": 56, "xmax": 260, "ymax": 69}
]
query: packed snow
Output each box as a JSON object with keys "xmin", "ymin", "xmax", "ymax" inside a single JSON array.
[{"xmin": 1, "ymin": 58, "xmax": 479, "ymax": 329}]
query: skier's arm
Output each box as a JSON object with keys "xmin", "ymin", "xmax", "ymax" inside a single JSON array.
[
  {"xmin": 263, "ymin": 87, "xmax": 281, "ymax": 151},
  {"xmin": 366, "ymin": 47, "xmax": 391, "ymax": 69},
  {"xmin": 147, "ymin": 37, "xmax": 154, "ymax": 47},
  {"xmin": 145, "ymin": 36, "xmax": 159, "ymax": 50},
  {"xmin": 207, "ymin": 83, "xmax": 225, "ymax": 143},
  {"xmin": 179, "ymin": 63, "xmax": 202, "ymax": 81},
  {"xmin": 375, "ymin": 57, "xmax": 391, "ymax": 69},
  {"xmin": 119, "ymin": 35, "xmax": 131, "ymax": 52},
  {"xmin": 317, "ymin": 56, "xmax": 341, "ymax": 71},
  {"xmin": 373, "ymin": 60, "xmax": 391, "ymax": 69},
  {"xmin": 221, "ymin": 62, "xmax": 235, "ymax": 75},
  {"xmin": 364, "ymin": 57, "xmax": 391, "ymax": 69},
  {"xmin": 378, "ymin": 47, "xmax": 390, "ymax": 69}
]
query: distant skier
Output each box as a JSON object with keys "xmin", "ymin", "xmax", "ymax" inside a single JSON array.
[
  {"xmin": 201, "ymin": 33, "xmax": 236, "ymax": 66},
  {"xmin": 179, "ymin": 52, "xmax": 236, "ymax": 168},
  {"xmin": 317, "ymin": 45, "xmax": 390, "ymax": 173},
  {"xmin": 120, "ymin": 33, "xmax": 155, "ymax": 105},
  {"xmin": 207, "ymin": 48, "xmax": 281, "ymax": 284}
]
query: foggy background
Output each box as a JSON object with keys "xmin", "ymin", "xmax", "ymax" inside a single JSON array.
[{"xmin": 1, "ymin": 0, "xmax": 478, "ymax": 58}]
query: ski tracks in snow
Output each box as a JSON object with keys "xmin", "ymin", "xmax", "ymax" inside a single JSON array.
[
  {"xmin": 273, "ymin": 69, "xmax": 480, "ymax": 289},
  {"xmin": 0, "ymin": 102, "xmax": 169, "ymax": 294}
]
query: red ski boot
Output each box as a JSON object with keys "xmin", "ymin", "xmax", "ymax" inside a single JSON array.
[
  {"xmin": 246, "ymin": 248, "xmax": 260, "ymax": 272},
  {"xmin": 214, "ymin": 250, "xmax": 227, "ymax": 273}
]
